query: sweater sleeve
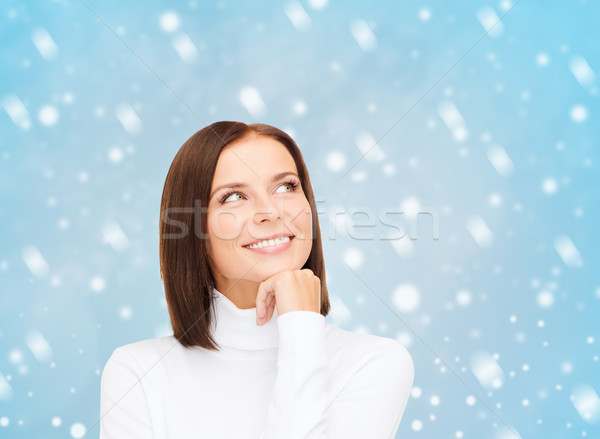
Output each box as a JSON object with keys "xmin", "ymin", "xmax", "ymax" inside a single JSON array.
[
  {"xmin": 326, "ymin": 339, "xmax": 414, "ymax": 438},
  {"xmin": 100, "ymin": 347, "xmax": 154, "ymax": 439},
  {"xmin": 262, "ymin": 311, "xmax": 414, "ymax": 439},
  {"xmin": 263, "ymin": 311, "xmax": 329, "ymax": 438}
]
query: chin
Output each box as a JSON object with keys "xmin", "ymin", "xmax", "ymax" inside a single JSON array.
[{"xmin": 258, "ymin": 260, "xmax": 301, "ymax": 277}]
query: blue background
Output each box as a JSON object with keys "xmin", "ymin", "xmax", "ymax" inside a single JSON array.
[{"xmin": 1, "ymin": 0, "xmax": 599, "ymax": 437}]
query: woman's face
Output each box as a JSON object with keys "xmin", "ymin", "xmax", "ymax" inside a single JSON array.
[{"xmin": 206, "ymin": 134, "xmax": 313, "ymax": 296}]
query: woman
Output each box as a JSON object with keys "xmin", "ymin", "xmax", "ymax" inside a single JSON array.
[{"xmin": 100, "ymin": 121, "xmax": 414, "ymax": 438}]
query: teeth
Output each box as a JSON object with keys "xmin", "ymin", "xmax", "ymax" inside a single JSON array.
[{"xmin": 245, "ymin": 236, "xmax": 291, "ymax": 249}]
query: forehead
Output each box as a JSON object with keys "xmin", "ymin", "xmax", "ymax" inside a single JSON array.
[{"xmin": 211, "ymin": 135, "xmax": 298, "ymax": 184}]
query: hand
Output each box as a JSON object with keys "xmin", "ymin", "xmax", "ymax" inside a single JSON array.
[{"xmin": 255, "ymin": 269, "xmax": 321, "ymax": 326}]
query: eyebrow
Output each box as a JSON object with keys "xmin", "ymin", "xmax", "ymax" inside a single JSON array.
[{"xmin": 210, "ymin": 171, "xmax": 300, "ymax": 200}]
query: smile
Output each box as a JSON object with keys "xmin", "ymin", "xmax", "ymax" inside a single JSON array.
[
  {"xmin": 242, "ymin": 236, "xmax": 295, "ymax": 255},
  {"xmin": 244, "ymin": 236, "xmax": 293, "ymax": 249}
]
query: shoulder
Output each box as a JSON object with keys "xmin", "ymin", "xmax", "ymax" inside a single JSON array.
[
  {"xmin": 102, "ymin": 335, "xmax": 180, "ymax": 374},
  {"xmin": 324, "ymin": 323, "xmax": 414, "ymax": 382}
]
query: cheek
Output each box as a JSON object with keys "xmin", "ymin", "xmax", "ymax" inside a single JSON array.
[
  {"xmin": 291, "ymin": 199, "xmax": 313, "ymax": 235},
  {"xmin": 208, "ymin": 210, "xmax": 243, "ymax": 241}
]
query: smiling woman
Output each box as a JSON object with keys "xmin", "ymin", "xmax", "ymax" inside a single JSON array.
[{"xmin": 99, "ymin": 121, "xmax": 414, "ymax": 439}]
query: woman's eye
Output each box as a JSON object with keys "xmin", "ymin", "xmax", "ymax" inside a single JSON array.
[
  {"xmin": 276, "ymin": 183, "xmax": 293, "ymax": 193},
  {"xmin": 221, "ymin": 192, "xmax": 243, "ymax": 203},
  {"xmin": 220, "ymin": 181, "xmax": 298, "ymax": 204}
]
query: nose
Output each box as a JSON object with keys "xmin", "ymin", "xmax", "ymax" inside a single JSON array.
[{"xmin": 251, "ymin": 193, "xmax": 283, "ymax": 224}]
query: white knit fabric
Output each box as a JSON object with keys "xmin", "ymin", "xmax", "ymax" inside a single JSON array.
[{"xmin": 100, "ymin": 287, "xmax": 414, "ymax": 438}]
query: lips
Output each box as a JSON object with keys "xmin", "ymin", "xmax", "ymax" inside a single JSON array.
[{"xmin": 243, "ymin": 233, "xmax": 295, "ymax": 247}]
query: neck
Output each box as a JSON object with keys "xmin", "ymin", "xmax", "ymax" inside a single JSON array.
[
  {"xmin": 214, "ymin": 277, "xmax": 260, "ymax": 310},
  {"xmin": 210, "ymin": 286, "xmax": 280, "ymax": 351}
]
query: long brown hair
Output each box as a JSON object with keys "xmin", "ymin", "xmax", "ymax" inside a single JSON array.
[{"xmin": 159, "ymin": 121, "xmax": 330, "ymax": 350}]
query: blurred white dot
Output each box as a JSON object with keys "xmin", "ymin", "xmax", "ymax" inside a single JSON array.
[
  {"xmin": 57, "ymin": 218, "xmax": 70, "ymax": 230},
  {"xmin": 538, "ymin": 320, "xmax": 545, "ymax": 328},
  {"xmin": 63, "ymin": 93, "xmax": 74, "ymax": 104},
  {"xmin": 523, "ymin": 363, "xmax": 530, "ymax": 372},
  {"xmin": 108, "ymin": 147, "xmax": 124, "ymax": 163},
  {"xmin": 396, "ymin": 332, "xmax": 412, "ymax": 347},
  {"xmin": 561, "ymin": 362, "xmax": 573, "ymax": 374},
  {"xmin": 456, "ymin": 431, "xmax": 464, "ymax": 438},
  {"xmin": 343, "ymin": 248, "xmax": 363, "ymax": 269},
  {"xmin": 51, "ymin": 416, "xmax": 61, "ymax": 427},
  {"xmin": 456, "ymin": 290, "xmax": 471, "ymax": 306},
  {"xmin": 119, "ymin": 306, "xmax": 132, "ymax": 320},
  {"xmin": 78, "ymin": 172, "xmax": 89, "ymax": 182},
  {"xmin": 454, "ymin": 126, "xmax": 468, "ymax": 141},
  {"xmin": 393, "ymin": 284, "xmax": 420, "ymax": 313},
  {"xmin": 492, "ymin": 378, "xmax": 502, "ymax": 389},
  {"xmin": 522, "ymin": 398, "xmax": 530, "ymax": 406},
  {"xmin": 536, "ymin": 53, "xmax": 549, "ymax": 67},
  {"xmin": 408, "ymin": 157, "xmax": 419, "ymax": 167},
  {"xmin": 308, "ymin": 0, "xmax": 328, "ymax": 9},
  {"xmin": 292, "ymin": 100, "xmax": 307, "ymax": 115},
  {"xmin": 159, "ymin": 11, "xmax": 180, "ymax": 33},
  {"xmin": 587, "ymin": 336, "xmax": 594, "ymax": 344},
  {"xmin": 401, "ymin": 196, "xmax": 421, "ymax": 218},
  {"xmin": 570, "ymin": 105, "xmax": 588, "ymax": 123},
  {"xmin": 418, "ymin": 8, "xmax": 431, "ymax": 21},
  {"xmin": 537, "ymin": 291, "xmax": 554, "ymax": 308},
  {"xmin": 90, "ymin": 276, "xmax": 105, "ymax": 292},
  {"xmin": 466, "ymin": 395, "xmax": 476, "ymax": 406},
  {"xmin": 70, "ymin": 423, "xmax": 86, "ymax": 438},
  {"xmin": 411, "ymin": 419, "xmax": 423, "ymax": 432},
  {"xmin": 326, "ymin": 151, "xmax": 346, "ymax": 172},
  {"xmin": 382, "ymin": 163, "xmax": 395, "ymax": 176},
  {"xmin": 489, "ymin": 193, "xmax": 502, "ymax": 206},
  {"xmin": 430, "ymin": 395, "xmax": 440, "ymax": 406},
  {"xmin": 542, "ymin": 178, "xmax": 558, "ymax": 194},
  {"xmin": 0, "ymin": 417, "xmax": 9, "ymax": 427},
  {"xmin": 411, "ymin": 386, "xmax": 422, "ymax": 398},
  {"xmin": 9, "ymin": 349, "xmax": 23, "ymax": 364},
  {"xmin": 39, "ymin": 105, "xmax": 59, "ymax": 126}
]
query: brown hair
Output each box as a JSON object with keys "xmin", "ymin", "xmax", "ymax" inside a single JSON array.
[{"xmin": 159, "ymin": 121, "xmax": 330, "ymax": 350}]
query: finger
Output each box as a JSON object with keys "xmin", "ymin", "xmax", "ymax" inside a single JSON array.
[
  {"xmin": 267, "ymin": 294, "xmax": 276, "ymax": 321},
  {"xmin": 256, "ymin": 278, "xmax": 274, "ymax": 319}
]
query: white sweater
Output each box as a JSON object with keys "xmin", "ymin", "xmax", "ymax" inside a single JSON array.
[{"xmin": 100, "ymin": 287, "xmax": 414, "ymax": 438}]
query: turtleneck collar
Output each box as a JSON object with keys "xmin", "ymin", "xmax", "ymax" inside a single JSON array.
[{"xmin": 210, "ymin": 287, "xmax": 280, "ymax": 351}]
